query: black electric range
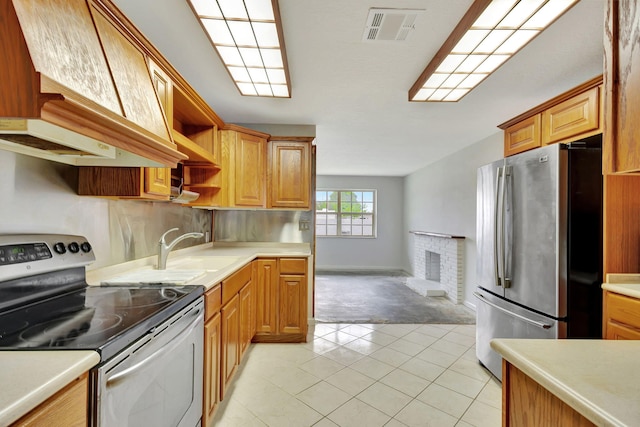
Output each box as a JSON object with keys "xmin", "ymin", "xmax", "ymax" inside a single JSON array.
[{"xmin": 0, "ymin": 234, "xmax": 203, "ymax": 362}]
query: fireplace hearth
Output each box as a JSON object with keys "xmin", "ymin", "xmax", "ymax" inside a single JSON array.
[{"xmin": 407, "ymin": 231, "xmax": 465, "ymax": 303}]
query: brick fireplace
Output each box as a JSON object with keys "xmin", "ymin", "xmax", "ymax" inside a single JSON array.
[{"xmin": 407, "ymin": 231, "xmax": 464, "ymax": 304}]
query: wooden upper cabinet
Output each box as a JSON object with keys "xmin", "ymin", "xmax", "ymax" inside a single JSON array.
[
  {"xmin": 144, "ymin": 60, "xmax": 174, "ymax": 198},
  {"xmin": 144, "ymin": 167, "xmax": 171, "ymax": 197},
  {"xmin": 499, "ymin": 76, "xmax": 603, "ymax": 157},
  {"xmin": 603, "ymin": 0, "xmax": 640, "ymax": 173},
  {"xmin": 219, "ymin": 127, "xmax": 269, "ymax": 208},
  {"xmin": 542, "ymin": 86, "xmax": 600, "ymax": 145},
  {"xmin": 235, "ymin": 132, "xmax": 267, "ymax": 207},
  {"xmin": 504, "ymin": 114, "xmax": 541, "ymax": 157},
  {"xmin": 269, "ymin": 140, "xmax": 311, "ymax": 209}
]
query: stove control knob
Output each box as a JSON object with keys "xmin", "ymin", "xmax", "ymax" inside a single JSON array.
[
  {"xmin": 68, "ymin": 242, "xmax": 80, "ymax": 253},
  {"xmin": 80, "ymin": 242, "xmax": 92, "ymax": 253},
  {"xmin": 53, "ymin": 242, "xmax": 66, "ymax": 254}
]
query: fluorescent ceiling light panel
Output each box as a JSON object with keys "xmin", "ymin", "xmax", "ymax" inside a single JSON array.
[
  {"xmin": 188, "ymin": 0, "xmax": 290, "ymax": 98},
  {"xmin": 409, "ymin": 0, "xmax": 577, "ymax": 102}
]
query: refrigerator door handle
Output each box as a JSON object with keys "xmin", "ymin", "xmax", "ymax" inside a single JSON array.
[
  {"xmin": 502, "ymin": 166, "xmax": 512, "ymax": 288},
  {"xmin": 494, "ymin": 166, "xmax": 503, "ymax": 287},
  {"xmin": 474, "ymin": 292, "xmax": 552, "ymax": 329}
]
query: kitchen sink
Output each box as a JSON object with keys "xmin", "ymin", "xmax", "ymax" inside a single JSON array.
[
  {"xmin": 166, "ymin": 256, "xmax": 243, "ymax": 272},
  {"xmin": 101, "ymin": 269, "xmax": 207, "ymax": 286}
]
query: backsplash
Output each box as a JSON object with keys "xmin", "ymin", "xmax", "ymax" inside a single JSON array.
[
  {"xmin": 214, "ymin": 210, "xmax": 313, "ymax": 244},
  {"xmin": 0, "ymin": 150, "xmax": 211, "ymax": 269}
]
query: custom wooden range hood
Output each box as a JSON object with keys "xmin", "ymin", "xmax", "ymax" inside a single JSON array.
[{"xmin": 0, "ymin": 0, "xmax": 187, "ymax": 167}]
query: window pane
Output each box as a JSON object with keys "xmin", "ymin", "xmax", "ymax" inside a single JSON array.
[
  {"xmin": 326, "ymin": 213, "xmax": 337, "ymax": 236},
  {"xmin": 315, "ymin": 213, "xmax": 327, "ymax": 235},
  {"xmin": 316, "ymin": 189, "xmax": 376, "ymax": 238}
]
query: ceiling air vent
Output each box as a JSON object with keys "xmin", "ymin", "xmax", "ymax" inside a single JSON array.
[{"xmin": 363, "ymin": 8, "xmax": 424, "ymax": 42}]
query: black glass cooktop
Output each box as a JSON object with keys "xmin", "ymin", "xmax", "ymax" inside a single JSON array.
[{"xmin": 0, "ymin": 281, "xmax": 203, "ymax": 361}]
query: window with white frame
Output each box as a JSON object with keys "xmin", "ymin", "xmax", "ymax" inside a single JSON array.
[{"xmin": 315, "ymin": 190, "xmax": 376, "ymax": 237}]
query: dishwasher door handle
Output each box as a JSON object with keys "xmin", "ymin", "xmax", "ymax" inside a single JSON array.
[{"xmin": 474, "ymin": 292, "xmax": 552, "ymax": 330}]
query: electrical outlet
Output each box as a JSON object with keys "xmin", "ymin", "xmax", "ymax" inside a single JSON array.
[{"xmin": 298, "ymin": 220, "xmax": 310, "ymax": 231}]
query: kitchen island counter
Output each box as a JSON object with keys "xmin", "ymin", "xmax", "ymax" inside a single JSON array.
[
  {"xmin": 0, "ymin": 351, "xmax": 100, "ymax": 426},
  {"xmin": 491, "ymin": 338, "xmax": 640, "ymax": 427}
]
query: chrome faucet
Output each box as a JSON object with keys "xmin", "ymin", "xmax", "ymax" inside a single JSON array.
[{"xmin": 157, "ymin": 228, "xmax": 204, "ymax": 270}]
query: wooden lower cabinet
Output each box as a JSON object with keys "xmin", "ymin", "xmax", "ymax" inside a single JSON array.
[
  {"xmin": 502, "ymin": 361, "xmax": 594, "ymax": 427},
  {"xmin": 254, "ymin": 259, "xmax": 278, "ymax": 334},
  {"xmin": 203, "ymin": 312, "xmax": 221, "ymax": 427},
  {"xmin": 253, "ymin": 257, "xmax": 308, "ymax": 343},
  {"xmin": 220, "ymin": 294, "xmax": 240, "ymax": 400},
  {"xmin": 239, "ymin": 280, "xmax": 253, "ymax": 361},
  {"xmin": 279, "ymin": 274, "xmax": 306, "ymax": 335},
  {"xmin": 13, "ymin": 373, "xmax": 89, "ymax": 427},
  {"xmin": 603, "ymin": 290, "xmax": 640, "ymax": 339}
]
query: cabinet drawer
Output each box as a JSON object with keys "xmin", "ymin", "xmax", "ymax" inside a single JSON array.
[
  {"xmin": 280, "ymin": 258, "xmax": 307, "ymax": 274},
  {"xmin": 606, "ymin": 292, "xmax": 640, "ymax": 329},
  {"xmin": 222, "ymin": 263, "xmax": 252, "ymax": 305},
  {"xmin": 205, "ymin": 284, "xmax": 221, "ymax": 320}
]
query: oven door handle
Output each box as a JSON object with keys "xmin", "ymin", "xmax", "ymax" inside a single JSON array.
[{"xmin": 105, "ymin": 307, "xmax": 203, "ymax": 388}]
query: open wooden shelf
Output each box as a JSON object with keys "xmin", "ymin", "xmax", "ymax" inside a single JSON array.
[{"xmin": 172, "ymin": 130, "xmax": 217, "ymax": 164}]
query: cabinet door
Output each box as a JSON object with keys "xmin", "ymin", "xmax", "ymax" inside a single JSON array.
[
  {"xmin": 504, "ymin": 114, "xmax": 541, "ymax": 157},
  {"xmin": 542, "ymin": 86, "xmax": 600, "ymax": 145},
  {"xmin": 220, "ymin": 295, "xmax": 239, "ymax": 400},
  {"xmin": 144, "ymin": 166, "xmax": 171, "ymax": 197},
  {"xmin": 235, "ymin": 133, "xmax": 266, "ymax": 207},
  {"xmin": 269, "ymin": 141, "xmax": 310, "ymax": 209},
  {"xmin": 254, "ymin": 259, "xmax": 278, "ymax": 335},
  {"xmin": 279, "ymin": 274, "xmax": 307, "ymax": 335},
  {"xmin": 605, "ymin": 321, "xmax": 640, "ymax": 340},
  {"xmin": 203, "ymin": 312, "xmax": 221, "ymax": 426},
  {"xmin": 14, "ymin": 374, "xmax": 88, "ymax": 427},
  {"xmin": 604, "ymin": 0, "xmax": 640, "ymax": 173},
  {"xmin": 239, "ymin": 281, "xmax": 253, "ymax": 360},
  {"xmin": 146, "ymin": 61, "xmax": 173, "ymax": 197}
]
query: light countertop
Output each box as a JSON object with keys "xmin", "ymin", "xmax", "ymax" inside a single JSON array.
[
  {"xmin": 86, "ymin": 241, "xmax": 312, "ymax": 291},
  {"xmin": 0, "ymin": 351, "xmax": 100, "ymax": 427},
  {"xmin": 491, "ymin": 339, "xmax": 640, "ymax": 427},
  {"xmin": 602, "ymin": 273, "xmax": 640, "ymax": 299}
]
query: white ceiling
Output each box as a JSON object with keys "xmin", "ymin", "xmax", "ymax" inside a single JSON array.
[{"xmin": 113, "ymin": 0, "xmax": 604, "ymax": 176}]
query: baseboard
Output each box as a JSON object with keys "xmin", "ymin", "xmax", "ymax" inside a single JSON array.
[
  {"xmin": 316, "ymin": 266, "xmax": 410, "ymax": 275},
  {"xmin": 464, "ymin": 300, "xmax": 477, "ymax": 312}
]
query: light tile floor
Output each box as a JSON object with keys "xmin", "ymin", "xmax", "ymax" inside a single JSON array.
[{"xmin": 212, "ymin": 323, "xmax": 501, "ymax": 427}]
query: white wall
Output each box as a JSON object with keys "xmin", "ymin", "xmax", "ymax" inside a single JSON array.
[
  {"xmin": 404, "ymin": 132, "xmax": 503, "ymax": 307},
  {"xmin": 316, "ymin": 175, "xmax": 404, "ymax": 270},
  {"xmin": 0, "ymin": 151, "xmax": 210, "ymax": 269}
]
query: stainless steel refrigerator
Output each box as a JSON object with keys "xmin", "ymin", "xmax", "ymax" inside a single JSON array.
[{"xmin": 475, "ymin": 136, "xmax": 602, "ymax": 380}]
